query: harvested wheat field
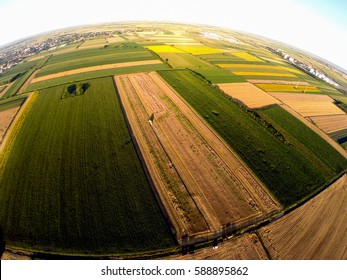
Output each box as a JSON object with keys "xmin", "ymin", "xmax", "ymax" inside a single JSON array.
[
  {"xmin": 271, "ymin": 92, "xmax": 344, "ymax": 117},
  {"xmin": 259, "ymin": 174, "xmax": 347, "ymax": 259},
  {"xmin": 115, "ymin": 72, "xmax": 279, "ymax": 241},
  {"xmin": 309, "ymin": 114, "xmax": 347, "ymax": 134},
  {"xmin": 165, "ymin": 233, "xmax": 268, "ymax": 260},
  {"xmin": 106, "ymin": 36, "xmax": 125, "ymax": 43},
  {"xmin": 218, "ymin": 82, "xmax": 281, "ymax": 108},
  {"xmin": 0, "ymin": 107, "xmax": 20, "ymax": 143},
  {"xmin": 31, "ymin": 60, "xmax": 162, "ymax": 83}
]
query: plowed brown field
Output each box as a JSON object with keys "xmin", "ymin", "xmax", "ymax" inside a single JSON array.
[
  {"xmin": 309, "ymin": 114, "xmax": 347, "ymax": 133},
  {"xmin": 115, "ymin": 72, "xmax": 279, "ymax": 241},
  {"xmin": 259, "ymin": 174, "xmax": 347, "ymax": 259}
]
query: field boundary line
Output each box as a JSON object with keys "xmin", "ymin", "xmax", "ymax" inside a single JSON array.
[
  {"xmin": 280, "ymin": 104, "xmax": 347, "ymax": 159},
  {"xmin": 32, "ymin": 60, "xmax": 162, "ymax": 83},
  {"xmin": 0, "ymin": 92, "xmax": 38, "ymax": 173}
]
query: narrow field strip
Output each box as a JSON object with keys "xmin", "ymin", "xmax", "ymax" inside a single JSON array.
[
  {"xmin": 247, "ymin": 80, "xmax": 310, "ymax": 85},
  {"xmin": 31, "ymin": 60, "xmax": 162, "ymax": 83},
  {"xmin": 256, "ymin": 84, "xmax": 320, "ymax": 93},
  {"xmin": 233, "ymin": 72, "xmax": 297, "ymax": 77}
]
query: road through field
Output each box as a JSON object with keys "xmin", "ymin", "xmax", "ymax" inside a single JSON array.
[{"xmin": 116, "ymin": 72, "xmax": 280, "ymax": 239}]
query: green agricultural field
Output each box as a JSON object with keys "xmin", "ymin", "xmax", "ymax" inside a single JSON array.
[
  {"xmin": 0, "ymin": 95, "xmax": 27, "ymax": 112},
  {"xmin": 151, "ymin": 52, "xmax": 211, "ymax": 68},
  {"xmin": 0, "ymin": 77, "xmax": 175, "ymax": 255},
  {"xmin": 37, "ymin": 44, "xmax": 154, "ymax": 77},
  {"xmin": 198, "ymin": 52, "xmax": 266, "ymax": 64},
  {"xmin": 329, "ymin": 129, "xmax": 347, "ymax": 143},
  {"xmin": 190, "ymin": 67, "xmax": 245, "ymax": 83},
  {"xmin": 158, "ymin": 70, "xmax": 347, "ymax": 207},
  {"xmin": 0, "ymin": 56, "xmax": 51, "ymax": 98},
  {"xmin": 25, "ymin": 63, "xmax": 169, "ymax": 92},
  {"xmin": 0, "ymin": 60, "xmax": 38, "ymax": 84}
]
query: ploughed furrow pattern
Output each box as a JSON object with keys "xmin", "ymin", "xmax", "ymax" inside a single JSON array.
[{"xmin": 115, "ymin": 72, "xmax": 280, "ymax": 239}]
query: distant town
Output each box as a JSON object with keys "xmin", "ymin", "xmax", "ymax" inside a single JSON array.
[
  {"xmin": 0, "ymin": 29, "xmax": 141, "ymax": 75},
  {"xmin": 268, "ymin": 47, "xmax": 341, "ymax": 88}
]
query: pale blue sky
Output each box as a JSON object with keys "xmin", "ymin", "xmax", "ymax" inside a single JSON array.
[{"xmin": 0, "ymin": 0, "xmax": 346, "ymax": 70}]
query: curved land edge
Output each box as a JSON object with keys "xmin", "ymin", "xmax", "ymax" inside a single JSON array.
[
  {"xmin": 2, "ymin": 171, "xmax": 345, "ymax": 260},
  {"xmin": 0, "ymin": 92, "xmax": 37, "ymax": 157}
]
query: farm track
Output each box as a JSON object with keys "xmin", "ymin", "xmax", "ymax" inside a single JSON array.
[
  {"xmin": 116, "ymin": 72, "xmax": 280, "ymax": 242},
  {"xmin": 16, "ymin": 69, "xmax": 41, "ymax": 95},
  {"xmin": 0, "ymin": 82, "xmax": 14, "ymax": 98},
  {"xmin": 31, "ymin": 60, "xmax": 162, "ymax": 83}
]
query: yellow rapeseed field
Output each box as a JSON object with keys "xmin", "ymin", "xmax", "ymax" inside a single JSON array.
[
  {"xmin": 256, "ymin": 84, "xmax": 320, "ymax": 93},
  {"xmin": 175, "ymin": 46, "xmax": 224, "ymax": 55},
  {"xmin": 146, "ymin": 45, "xmax": 184, "ymax": 53},
  {"xmin": 232, "ymin": 52, "xmax": 263, "ymax": 62},
  {"xmin": 279, "ymin": 66, "xmax": 303, "ymax": 74}
]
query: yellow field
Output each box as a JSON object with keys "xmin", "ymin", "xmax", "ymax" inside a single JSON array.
[
  {"xmin": 146, "ymin": 45, "xmax": 184, "ymax": 53},
  {"xmin": 256, "ymin": 84, "xmax": 320, "ymax": 93},
  {"xmin": 279, "ymin": 66, "xmax": 303, "ymax": 74},
  {"xmin": 271, "ymin": 93, "xmax": 345, "ymax": 117},
  {"xmin": 218, "ymin": 82, "xmax": 281, "ymax": 108},
  {"xmin": 175, "ymin": 46, "xmax": 224, "ymax": 55},
  {"xmin": 232, "ymin": 52, "xmax": 263, "ymax": 62},
  {"xmin": 233, "ymin": 72, "xmax": 297, "ymax": 77}
]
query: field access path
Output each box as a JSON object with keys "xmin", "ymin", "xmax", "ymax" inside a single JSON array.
[{"xmin": 115, "ymin": 72, "xmax": 280, "ymax": 243}]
